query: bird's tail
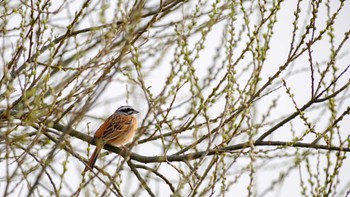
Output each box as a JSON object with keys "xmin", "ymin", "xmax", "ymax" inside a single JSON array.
[{"xmin": 83, "ymin": 145, "xmax": 103, "ymax": 173}]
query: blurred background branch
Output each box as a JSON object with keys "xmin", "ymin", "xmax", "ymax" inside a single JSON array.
[{"xmin": 1, "ymin": 0, "xmax": 350, "ymax": 196}]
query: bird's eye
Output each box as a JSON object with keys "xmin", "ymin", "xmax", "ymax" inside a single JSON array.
[{"xmin": 122, "ymin": 108, "xmax": 133, "ymax": 114}]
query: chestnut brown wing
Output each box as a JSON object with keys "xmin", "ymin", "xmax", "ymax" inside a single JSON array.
[
  {"xmin": 93, "ymin": 115, "xmax": 115, "ymax": 139},
  {"xmin": 94, "ymin": 114, "xmax": 134, "ymax": 145}
]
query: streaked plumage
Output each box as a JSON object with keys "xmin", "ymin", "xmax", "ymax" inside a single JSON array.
[{"xmin": 83, "ymin": 106, "xmax": 139, "ymax": 172}]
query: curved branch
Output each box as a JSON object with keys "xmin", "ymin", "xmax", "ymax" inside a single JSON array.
[{"xmin": 52, "ymin": 123, "xmax": 350, "ymax": 164}]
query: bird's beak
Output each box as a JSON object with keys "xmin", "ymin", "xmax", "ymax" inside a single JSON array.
[{"xmin": 134, "ymin": 110, "xmax": 139, "ymax": 114}]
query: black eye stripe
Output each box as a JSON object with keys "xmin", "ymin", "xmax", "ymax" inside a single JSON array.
[{"xmin": 116, "ymin": 106, "xmax": 137, "ymax": 114}]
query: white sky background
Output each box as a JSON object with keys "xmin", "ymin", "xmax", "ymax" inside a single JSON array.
[{"xmin": 1, "ymin": 0, "xmax": 350, "ymax": 196}]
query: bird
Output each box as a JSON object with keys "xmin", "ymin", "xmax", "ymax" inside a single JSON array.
[{"xmin": 83, "ymin": 105, "xmax": 139, "ymax": 173}]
